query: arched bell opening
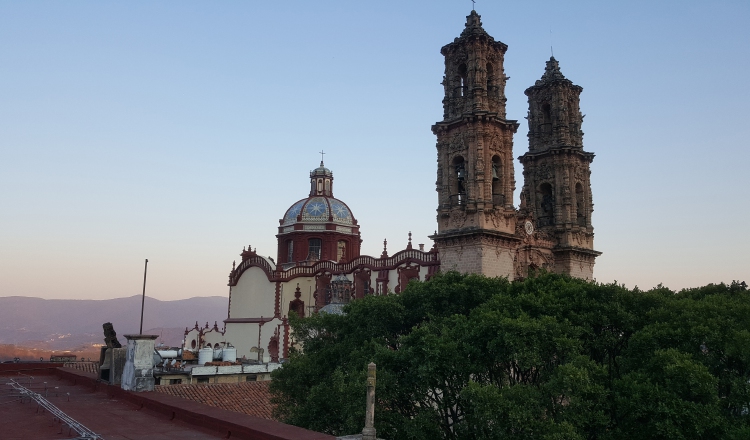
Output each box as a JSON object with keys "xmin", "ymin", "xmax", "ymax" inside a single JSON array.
[
  {"xmin": 575, "ymin": 182, "xmax": 586, "ymax": 226},
  {"xmin": 452, "ymin": 156, "xmax": 466, "ymax": 206},
  {"xmin": 491, "ymin": 155, "xmax": 503, "ymax": 206},
  {"xmin": 538, "ymin": 182, "xmax": 554, "ymax": 227}
]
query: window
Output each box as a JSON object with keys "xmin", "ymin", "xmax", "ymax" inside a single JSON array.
[
  {"xmin": 337, "ymin": 240, "xmax": 347, "ymax": 262},
  {"xmin": 453, "ymin": 156, "xmax": 466, "ymax": 206},
  {"xmin": 169, "ymin": 379, "xmax": 182, "ymax": 385},
  {"xmin": 538, "ymin": 183, "xmax": 554, "ymax": 227},
  {"xmin": 542, "ymin": 103, "xmax": 552, "ymax": 133},
  {"xmin": 457, "ymin": 64, "xmax": 467, "ymax": 97},
  {"xmin": 308, "ymin": 238, "xmax": 322, "ymax": 260},
  {"xmin": 486, "ymin": 62, "xmax": 494, "ymax": 94},
  {"xmin": 576, "ymin": 182, "xmax": 586, "ymax": 226},
  {"xmin": 197, "ymin": 377, "xmax": 209, "ymax": 384},
  {"xmin": 491, "ymin": 156, "xmax": 503, "ymax": 206},
  {"xmin": 287, "ymin": 240, "xmax": 294, "ymax": 263},
  {"xmin": 245, "ymin": 374, "xmax": 258, "ymax": 382}
]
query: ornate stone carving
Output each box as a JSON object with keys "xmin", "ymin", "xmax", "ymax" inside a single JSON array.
[
  {"xmin": 450, "ymin": 210, "xmax": 467, "ymax": 229},
  {"xmin": 535, "ymin": 163, "xmax": 552, "ymax": 181}
]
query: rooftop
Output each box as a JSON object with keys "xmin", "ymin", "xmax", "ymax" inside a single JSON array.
[
  {"xmin": 0, "ymin": 363, "xmax": 334, "ymax": 440},
  {"xmin": 154, "ymin": 381, "xmax": 274, "ymax": 420}
]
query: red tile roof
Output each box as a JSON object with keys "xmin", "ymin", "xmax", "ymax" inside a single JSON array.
[{"xmin": 154, "ymin": 381, "xmax": 275, "ymax": 420}]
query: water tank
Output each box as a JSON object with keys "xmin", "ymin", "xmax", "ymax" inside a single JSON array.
[
  {"xmin": 222, "ymin": 346, "xmax": 237, "ymax": 363},
  {"xmin": 157, "ymin": 350, "xmax": 179, "ymax": 358},
  {"xmin": 198, "ymin": 347, "xmax": 213, "ymax": 365},
  {"xmin": 213, "ymin": 348, "xmax": 223, "ymax": 360}
]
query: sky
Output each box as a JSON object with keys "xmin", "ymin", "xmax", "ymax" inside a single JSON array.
[{"xmin": 1, "ymin": 1, "xmax": 748, "ymax": 300}]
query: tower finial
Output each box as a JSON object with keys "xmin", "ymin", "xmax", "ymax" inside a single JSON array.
[
  {"xmin": 550, "ymin": 29, "xmax": 554, "ymax": 58},
  {"xmin": 471, "ymin": 0, "xmax": 475, "ymax": 11},
  {"xmin": 319, "ymin": 150, "xmax": 325, "ymax": 166}
]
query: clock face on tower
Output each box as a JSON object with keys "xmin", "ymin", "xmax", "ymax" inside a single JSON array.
[{"xmin": 524, "ymin": 220, "xmax": 534, "ymax": 235}]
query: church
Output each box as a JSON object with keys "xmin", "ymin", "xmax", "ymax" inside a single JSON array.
[{"xmin": 184, "ymin": 10, "xmax": 601, "ymax": 364}]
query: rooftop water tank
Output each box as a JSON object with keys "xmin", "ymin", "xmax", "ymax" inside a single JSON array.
[
  {"xmin": 222, "ymin": 346, "xmax": 237, "ymax": 363},
  {"xmin": 198, "ymin": 347, "xmax": 213, "ymax": 365},
  {"xmin": 157, "ymin": 349, "xmax": 179, "ymax": 358}
]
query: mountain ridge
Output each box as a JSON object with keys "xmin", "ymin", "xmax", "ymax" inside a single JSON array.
[{"xmin": 0, "ymin": 295, "xmax": 228, "ymax": 353}]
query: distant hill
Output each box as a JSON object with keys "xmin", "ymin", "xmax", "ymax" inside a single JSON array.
[{"xmin": 0, "ymin": 295, "xmax": 228, "ymax": 355}]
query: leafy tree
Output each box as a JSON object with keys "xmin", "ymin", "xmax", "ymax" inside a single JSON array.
[{"xmin": 270, "ymin": 272, "xmax": 750, "ymax": 439}]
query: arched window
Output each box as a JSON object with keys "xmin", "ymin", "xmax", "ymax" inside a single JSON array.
[
  {"xmin": 337, "ymin": 240, "xmax": 347, "ymax": 262},
  {"xmin": 317, "ymin": 179, "xmax": 323, "ymax": 194},
  {"xmin": 457, "ymin": 63, "xmax": 467, "ymax": 97},
  {"xmin": 486, "ymin": 62, "xmax": 494, "ymax": 93},
  {"xmin": 308, "ymin": 238, "xmax": 322, "ymax": 260},
  {"xmin": 539, "ymin": 183, "xmax": 554, "ymax": 227},
  {"xmin": 575, "ymin": 182, "xmax": 586, "ymax": 226},
  {"xmin": 542, "ymin": 103, "xmax": 552, "ymax": 134},
  {"xmin": 324, "ymin": 179, "xmax": 330, "ymax": 194},
  {"xmin": 453, "ymin": 156, "xmax": 466, "ymax": 206},
  {"xmin": 491, "ymin": 155, "xmax": 503, "ymax": 206},
  {"xmin": 287, "ymin": 240, "xmax": 294, "ymax": 263}
]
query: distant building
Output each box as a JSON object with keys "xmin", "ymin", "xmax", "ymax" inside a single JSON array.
[{"xmin": 183, "ymin": 10, "xmax": 601, "ymax": 363}]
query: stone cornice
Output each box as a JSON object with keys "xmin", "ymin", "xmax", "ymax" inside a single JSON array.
[{"xmin": 432, "ymin": 113, "xmax": 519, "ymax": 133}]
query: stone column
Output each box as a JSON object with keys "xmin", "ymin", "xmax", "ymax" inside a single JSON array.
[
  {"xmin": 362, "ymin": 362, "xmax": 377, "ymax": 440},
  {"xmin": 121, "ymin": 334, "xmax": 158, "ymax": 392}
]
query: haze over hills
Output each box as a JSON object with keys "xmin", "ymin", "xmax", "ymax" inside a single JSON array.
[{"xmin": 0, "ymin": 295, "xmax": 228, "ymax": 354}]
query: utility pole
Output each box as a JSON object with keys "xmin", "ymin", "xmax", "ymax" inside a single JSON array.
[{"xmin": 139, "ymin": 259, "xmax": 148, "ymax": 334}]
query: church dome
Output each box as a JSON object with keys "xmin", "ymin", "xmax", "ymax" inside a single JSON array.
[{"xmin": 279, "ymin": 160, "xmax": 358, "ymax": 228}]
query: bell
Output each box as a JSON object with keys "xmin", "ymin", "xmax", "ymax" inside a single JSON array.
[{"xmin": 492, "ymin": 165, "xmax": 499, "ymax": 181}]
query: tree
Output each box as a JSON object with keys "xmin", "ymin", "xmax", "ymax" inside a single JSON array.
[{"xmin": 270, "ymin": 272, "xmax": 750, "ymax": 439}]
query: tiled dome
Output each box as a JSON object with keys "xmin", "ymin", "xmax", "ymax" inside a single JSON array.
[{"xmin": 282, "ymin": 196, "xmax": 354, "ymax": 227}]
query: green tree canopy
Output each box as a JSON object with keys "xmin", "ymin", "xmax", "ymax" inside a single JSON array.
[{"xmin": 270, "ymin": 272, "xmax": 750, "ymax": 440}]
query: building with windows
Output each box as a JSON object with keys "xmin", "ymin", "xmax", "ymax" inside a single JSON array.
[{"xmin": 184, "ymin": 10, "xmax": 600, "ymax": 363}]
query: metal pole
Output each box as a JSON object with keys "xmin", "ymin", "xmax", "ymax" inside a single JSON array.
[{"xmin": 139, "ymin": 259, "xmax": 148, "ymax": 335}]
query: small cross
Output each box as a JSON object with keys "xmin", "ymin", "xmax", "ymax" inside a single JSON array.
[
  {"xmin": 471, "ymin": 0, "xmax": 475, "ymax": 10},
  {"xmin": 319, "ymin": 150, "xmax": 325, "ymax": 163}
]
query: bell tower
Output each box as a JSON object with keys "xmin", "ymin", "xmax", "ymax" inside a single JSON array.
[
  {"xmin": 519, "ymin": 57, "xmax": 601, "ymax": 279},
  {"xmin": 430, "ymin": 11, "xmax": 520, "ymax": 277}
]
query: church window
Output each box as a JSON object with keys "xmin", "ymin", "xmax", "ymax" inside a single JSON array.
[
  {"xmin": 542, "ymin": 103, "xmax": 552, "ymax": 133},
  {"xmin": 457, "ymin": 63, "xmax": 467, "ymax": 97},
  {"xmin": 491, "ymin": 155, "xmax": 503, "ymax": 206},
  {"xmin": 486, "ymin": 62, "xmax": 494, "ymax": 93},
  {"xmin": 453, "ymin": 156, "xmax": 466, "ymax": 206},
  {"xmin": 287, "ymin": 240, "xmax": 294, "ymax": 263},
  {"xmin": 576, "ymin": 182, "xmax": 586, "ymax": 226},
  {"xmin": 325, "ymin": 179, "xmax": 330, "ymax": 194},
  {"xmin": 308, "ymin": 238, "xmax": 322, "ymax": 260},
  {"xmin": 538, "ymin": 183, "xmax": 554, "ymax": 227},
  {"xmin": 337, "ymin": 240, "xmax": 347, "ymax": 262},
  {"xmin": 317, "ymin": 179, "xmax": 323, "ymax": 194}
]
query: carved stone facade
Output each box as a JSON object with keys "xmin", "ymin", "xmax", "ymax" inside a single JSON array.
[{"xmin": 432, "ymin": 11, "xmax": 600, "ymax": 280}]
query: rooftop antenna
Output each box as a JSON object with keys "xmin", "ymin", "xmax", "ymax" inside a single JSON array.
[{"xmin": 139, "ymin": 259, "xmax": 148, "ymax": 334}]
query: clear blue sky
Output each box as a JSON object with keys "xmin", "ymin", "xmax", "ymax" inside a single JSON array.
[{"xmin": 1, "ymin": 1, "xmax": 748, "ymax": 300}]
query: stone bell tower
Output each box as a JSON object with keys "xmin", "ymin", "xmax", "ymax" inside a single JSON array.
[
  {"xmin": 518, "ymin": 57, "xmax": 601, "ymax": 279},
  {"xmin": 430, "ymin": 11, "xmax": 521, "ymax": 277}
]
